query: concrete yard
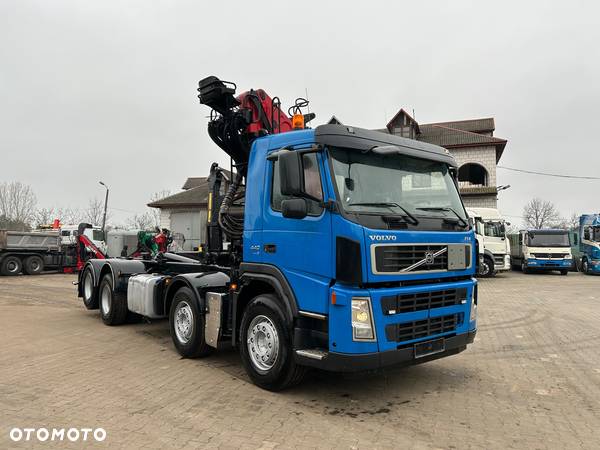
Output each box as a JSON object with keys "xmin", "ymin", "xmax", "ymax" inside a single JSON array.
[{"xmin": 1, "ymin": 271, "xmax": 599, "ymax": 449}]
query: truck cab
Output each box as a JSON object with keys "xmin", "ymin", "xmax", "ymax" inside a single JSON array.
[
  {"xmin": 237, "ymin": 125, "xmax": 477, "ymax": 379},
  {"xmin": 509, "ymin": 229, "xmax": 572, "ymax": 275},
  {"xmin": 579, "ymin": 214, "xmax": 600, "ymax": 274},
  {"xmin": 61, "ymin": 224, "xmax": 107, "ymax": 255},
  {"xmin": 466, "ymin": 207, "xmax": 510, "ymax": 277}
]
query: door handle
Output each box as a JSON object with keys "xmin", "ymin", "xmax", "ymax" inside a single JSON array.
[{"xmin": 264, "ymin": 244, "xmax": 277, "ymax": 254}]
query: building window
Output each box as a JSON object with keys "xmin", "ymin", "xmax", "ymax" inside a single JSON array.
[{"xmin": 458, "ymin": 163, "xmax": 489, "ymax": 187}]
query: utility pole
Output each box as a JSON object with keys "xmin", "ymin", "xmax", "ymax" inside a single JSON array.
[{"xmin": 99, "ymin": 181, "xmax": 109, "ymax": 233}]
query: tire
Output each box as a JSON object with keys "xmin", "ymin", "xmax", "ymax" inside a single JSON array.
[
  {"xmin": 81, "ymin": 267, "xmax": 99, "ymax": 310},
  {"xmin": 23, "ymin": 255, "xmax": 44, "ymax": 275},
  {"xmin": 521, "ymin": 261, "xmax": 529, "ymax": 274},
  {"xmin": 169, "ymin": 287, "xmax": 213, "ymax": 358},
  {"xmin": 582, "ymin": 259, "xmax": 590, "ymax": 274},
  {"xmin": 1, "ymin": 256, "xmax": 22, "ymax": 276},
  {"xmin": 239, "ymin": 294, "xmax": 307, "ymax": 391},
  {"xmin": 479, "ymin": 256, "xmax": 494, "ymax": 278},
  {"xmin": 99, "ymin": 274, "xmax": 128, "ymax": 325},
  {"xmin": 560, "ymin": 269, "xmax": 568, "ymax": 276}
]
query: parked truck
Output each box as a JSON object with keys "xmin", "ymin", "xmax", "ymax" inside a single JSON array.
[
  {"xmin": 77, "ymin": 76, "xmax": 477, "ymax": 390},
  {"xmin": 578, "ymin": 214, "xmax": 600, "ymax": 274},
  {"xmin": 508, "ymin": 229, "xmax": 572, "ymax": 275},
  {"xmin": 466, "ymin": 207, "xmax": 510, "ymax": 277},
  {"xmin": 0, "ymin": 223, "xmax": 105, "ymax": 275}
]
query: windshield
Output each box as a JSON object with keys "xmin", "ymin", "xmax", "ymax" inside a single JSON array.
[
  {"xmin": 482, "ymin": 221, "xmax": 505, "ymax": 238},
  {"xmin": 329, "ymin": 147, "xmax": 466, "ymax": 220},
  {"xmin": 527, "ymin": 232, "xmax": 570, "ymax": 247}
]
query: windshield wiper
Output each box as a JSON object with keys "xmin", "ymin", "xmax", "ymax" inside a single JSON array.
[
  {"xmin": 348, "ymin": 202, "xmax": 419, "ymax": 225},
  {"xmin": 415, "ymin": 207, "xmax": 468, "ymax": 228}
]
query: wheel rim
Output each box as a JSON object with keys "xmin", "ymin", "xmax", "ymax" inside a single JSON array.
[
  {"xmin": 247, "ymin": 315, "xmax": 279, "ymax": 374},
  {"xmin": 101, "ymin": 285, "xmax": 112, "ymax": 315},
  {"xmin": 84, "ymin": 272, "xmax": 93, "ymax": 301},
  {"xmin": 583, "ymin": 261, "xmax": 588, "ymax": 273},
  {"xmin": 31, "ymin": 259, "xmax": 40, "ymax": 272},
  {"xmin": 7, "ymin": 260, "xmax": 19, "ymax": 273},
  {"xmin": 480, "ymin": 260, "xmax": 490, "ymax": 276},
  {"xmin": 174, "ymin": 301, "xmax": 194, "ymax": 344}
]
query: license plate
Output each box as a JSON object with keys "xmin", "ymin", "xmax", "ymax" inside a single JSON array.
[{"xmin": 414, "ymin": 338, "xmax": 445, "ymax": 359}]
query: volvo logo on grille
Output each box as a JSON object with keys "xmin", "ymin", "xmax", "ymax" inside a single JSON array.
[{"xmin": 424, "ymin": 251, "xmax": 435, "ymax": 264}]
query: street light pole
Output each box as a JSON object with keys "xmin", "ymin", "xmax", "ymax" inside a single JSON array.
[{"xmin": 99, "ymin": 181, "xmax": 109, "ymax": 233}]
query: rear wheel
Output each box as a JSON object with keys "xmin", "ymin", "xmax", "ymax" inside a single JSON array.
[
  {"xmin": 23, "ymin": 255, "xmax": 44, "ymax": 275},
  {"xmin": 521, "ymin": 261, "xmax": 529, "ymax": 274},
  {"xmin": 99, "ymin": 274, "xmax": 127, "ymax": 325},
  {"xmin": 169, "ymin": 287, "xmax": 213, "ymax": 358},
  {"xmin": 81, "ymin": 267, "xmax": 99, "ymax": 310},
  {"xmin": 239, "ymin": 295, "xmax": 306, "ymax": 391},
  {"xmin": 1, "ymin": 256, "xmax": 22, "ymax": 276}
]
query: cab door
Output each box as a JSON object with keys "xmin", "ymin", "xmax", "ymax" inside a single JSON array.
[{"xmin": 261, "ymin": 151, "xmax": 333, "ymax": 314}]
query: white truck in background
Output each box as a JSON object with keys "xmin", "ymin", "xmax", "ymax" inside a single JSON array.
[
  {"xmin": 59, "ymin": 224, "xmax": 107, "ymax": 255},
  {"xmin": 508, "ymin": 229, "xmax": 573, "ymax": 275},
  {"xmin": 466, "ymin": 207, "xmax": 511, "ymax": 277}
]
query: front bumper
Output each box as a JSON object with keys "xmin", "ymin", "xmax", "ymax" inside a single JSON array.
[
  {"xmin": 526, "ymin": 258, "xmax": 572, "ymax": 269},
  {"xmin": 585, "ymin": 259, "xmax": 600, "ymax": 273},
  {"xmin": 295, "ymin": 330, "xmax": 476, "ymax": 372}
]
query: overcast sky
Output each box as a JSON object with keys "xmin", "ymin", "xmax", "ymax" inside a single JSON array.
[{"xmin": 1, "ymin": 0, "xmax": 599, "ymax": 225}]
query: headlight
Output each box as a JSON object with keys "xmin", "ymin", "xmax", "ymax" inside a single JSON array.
[
  {"xmin": 469, "ymin": 290, "xmax": 477, "ymax": 322},
  {"xmin": 351, "ymin": 297, "xmax": 375, "ymax": 341}
]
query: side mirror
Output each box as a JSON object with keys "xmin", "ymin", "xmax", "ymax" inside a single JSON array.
[
  {"xmin": 279, "ymin": 151, "xmax": 304, "ymax": 197},
  {"xmin": 281, "ymin": 198, "xmax": 308, "ymax": 219},
  {"xmin": 584, "ymin": 228, "xmax": 590, "ymax": 240}
]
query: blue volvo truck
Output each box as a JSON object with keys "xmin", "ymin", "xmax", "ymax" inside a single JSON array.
[
  {"xmin": 579, "ymin": 214, "xmax": 600, "ymax": 274},
  {"xmin": 77, "ymin": 77, "xmax": 477, "ymax": 390}
]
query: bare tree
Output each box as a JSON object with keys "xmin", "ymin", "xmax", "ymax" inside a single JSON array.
[
  {"xmin": 522, "ymin": 198, "xmax": 561, "ymax": 229},
  {"xmin": 34, "ymin": 207, "xmax": 58, "ymax": 227},
  {"xmin": 126, "ymin": 212, "xmax": 156, "ymax": 230},
  {"xmin": 34, "ymin": 206, "xmax": 83, "ymax": 227},
  {"xmin": 0, "ymin": 181, "xmax": 37, "ymax": 228},
  {"xmin": 84, "ymin": 197, "xmax": 108, "ymax": 226}
]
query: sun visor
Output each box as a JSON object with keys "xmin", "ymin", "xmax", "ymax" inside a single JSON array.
[{"xmin": 315, "ymin": 124, "xmax": 457, "ymax": 167}]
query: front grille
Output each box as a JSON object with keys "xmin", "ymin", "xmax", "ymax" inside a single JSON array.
[
  {"xmin": 532, "ymin": 253, "xmax": 567, "ymax": 259},
  {"xmin": 385, "ymin": 314, "xmax": 459, "ymax": 342},
  {"xmin": 373, "ymin": 244, "xmax": 447, "ymax": 273},
  {"xmin": 381, "ymin": 288, "xmax": 466, "ymax": 315}
]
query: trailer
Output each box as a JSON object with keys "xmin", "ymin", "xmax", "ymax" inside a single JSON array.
[
  {"xmin": 78, "ymin": 76, "xmax": 477, "ymax": 390},
  {"xmin": 508, "ymin": 229, "xmax": 572, "ymax": 275},
  {"xmin": 0, "ymin": 223, "xmax": 105, "ymax": 275}
]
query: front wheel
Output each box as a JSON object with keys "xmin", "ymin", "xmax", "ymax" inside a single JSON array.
[
  {"xmin": 521, "ymin": 261, "xmax": 529, "ymax": 274},
  {"xmin": 169, "ymin": 287, "xmax": 212, "ymax": 358},
  {"xmin": 560, "ymin": 269, "xmax": 569, "ymax": 276},
  {"xmin": 582, "ymin": 259, "xmax": 590, "ymax": 274},
  {"xmin": 479, "ymin": 257, "xmax": 495, "ymax": 277},
  {"xmin": 239, "ymin": 295, "xmax": 306, "ymax": 391}
]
